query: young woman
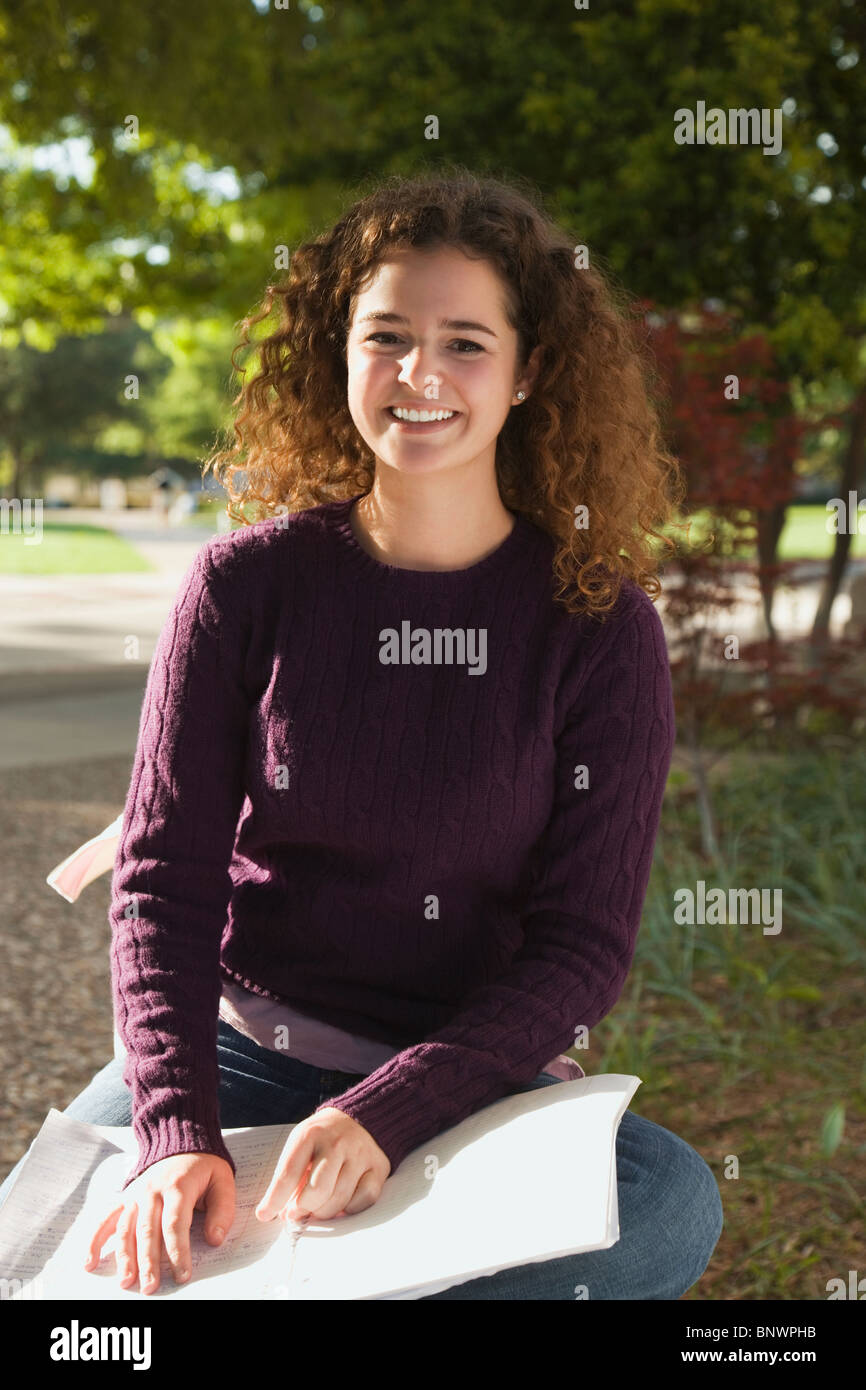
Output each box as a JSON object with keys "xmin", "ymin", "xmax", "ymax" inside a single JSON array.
[{"xmin": 2, "ymin": 168, "xmax": 723, "ymax": 1299}]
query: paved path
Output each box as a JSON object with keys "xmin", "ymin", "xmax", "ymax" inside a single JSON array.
[
  {"xmin": 0, "ymin": 507, "xmax": 218, "ymax": 678},
  {"xmin": 0, "ymin": 508, "xmax": 221, "ymax": 769}
]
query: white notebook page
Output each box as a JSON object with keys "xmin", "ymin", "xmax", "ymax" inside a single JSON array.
[{"xmin": 0, "ymin": 1073, "xmax": 639, "ymax": 1300}]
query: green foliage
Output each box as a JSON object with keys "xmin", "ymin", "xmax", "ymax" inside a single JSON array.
[
  {"xmin": 0, "ymin": 0, "xmax": 863, "ymax": 386},
  {"xmin": 819, "ymin": 1103, "xmax": 845, "ymax": 1159},
  {"xmin": 0, "ymin": 315, "xmax": 171, "ymax": 491},
  {"xmin": 597, "ymin": 746, "xmax": 866, "ymax": 1074},
  {"xmin": 142, "ymin": 315, "xmax": 240, "ymax": 458},
  {"xmin": 586, "ymin": 746, "xmax": 865, "ymax": 1295}
]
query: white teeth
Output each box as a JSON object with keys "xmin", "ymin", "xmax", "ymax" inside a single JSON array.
[{"xmin": 391, "ymin": 407, "xmax": 455, "ymax": 422}]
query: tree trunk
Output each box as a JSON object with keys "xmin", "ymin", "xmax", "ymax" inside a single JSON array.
[
  {"xmin": 755, "ymin": 503, "xmax": 787, "ymax": 640},
  {"xmin": 6, "ymin": 436, "xmax": 25, "ymax": 500},
  {"xmin": 810, "ymin": 382, "xmax": 866, "ymax": 656}
]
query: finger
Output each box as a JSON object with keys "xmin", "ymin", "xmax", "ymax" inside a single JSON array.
[
  {"xmin": 136, "ymin": 1193, "xmax": 164, "ymax": 1295},
  {"xmin": 116, "ymin": 1202, "xmax": 139, "ymax": 1290},
  {"xmin": 161, "ymin": 1188, "xmax": 195, "ymax": 1285},
  {"xmin": 338, "ymin": 1169, "xmax": 383, "ymax": 1218},
  {"xmin": 83, "ymin": 1203, "xmax": 124, "ymax": 1270},
  {"xmin": 256, "ymin": 1131, "xmax": 318, "ymax": 1220},
  {"xmin": 269, "ymin": 1158, "xmax": 312, "ymax": 1222},
  {"xmin": 204, "ymin": 1166, "xmax": 236, "ymax": 1247},
  {"xmin": 287, "ymin": 1152, "xmax": 346, "ymax": 1220},
  {"xmin": 290, "ymin": 1158, "xmax": 360, "ymax": 1222},
  {"xmin": 256, "ymin": 1135, "xmax": 313, "ymax": 1221}
]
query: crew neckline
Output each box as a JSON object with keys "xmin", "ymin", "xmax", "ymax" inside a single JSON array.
[{"xmin": 324, "ymin": 492, "xmax": 538, "ymax": 585}]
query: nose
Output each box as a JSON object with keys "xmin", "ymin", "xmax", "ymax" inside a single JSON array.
[{"xmin": 396, "ymin": 349, "xmax": 444, "ymax": 402}]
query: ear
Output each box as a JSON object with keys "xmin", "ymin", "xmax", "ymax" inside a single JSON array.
[{"xmin": 515, "ymin": 344, "xmax": 544, "ymax": 401}]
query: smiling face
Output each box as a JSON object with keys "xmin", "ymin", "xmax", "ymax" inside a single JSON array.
[{"xmin": 345, "ymin": 244, "xmax": 534, "ymax": 482}]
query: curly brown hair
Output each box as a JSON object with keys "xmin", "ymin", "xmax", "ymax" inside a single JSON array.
[{"xmin": 203, "ymin": 164, "xmax": 684, "ymax": 618}]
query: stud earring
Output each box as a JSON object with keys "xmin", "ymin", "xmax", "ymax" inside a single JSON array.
[{"xmin": 515, "ymin": 391, "xmax": 526, "ymax": 401}]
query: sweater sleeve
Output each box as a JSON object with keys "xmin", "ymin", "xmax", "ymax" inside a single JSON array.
[
  {"xmin": 317, "ymin": 592, "xmax": 676, "ymax": 1176},
  {"xmin": 110, "ymin": 542, "xmax": 250, "ymax": 1188}
]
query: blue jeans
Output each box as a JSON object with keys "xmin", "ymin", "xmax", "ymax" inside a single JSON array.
[{"xmin": 0, "ymin": 1020, "xmax": 722, "ymax": 1299}]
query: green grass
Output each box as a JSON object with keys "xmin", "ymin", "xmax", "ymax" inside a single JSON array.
[
  {"xmin": 186, "ymin": 500, "xmax": 233, "ymax": 527},
  {"xmin": 668, "ymin": 504, "xmax": 865, "ymax": 561},
  {"xmin": 777, "ymin": 503, "xmax": 864, "ymax": 560},
  {"xmin": 0, "ymin": 521, "xmax": 154, "ymax": 574},
  {"xmin": 574, "ymin": 746, "xmax": 866, "ymax": 1298}
]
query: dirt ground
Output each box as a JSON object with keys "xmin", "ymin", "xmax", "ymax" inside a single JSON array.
[{"xmin": 0, "ymin": 754, "xmax": 128, "ymax": 1179}]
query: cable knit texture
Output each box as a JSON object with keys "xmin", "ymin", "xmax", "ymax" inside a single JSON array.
[{"xmin": 110, "ymin": 493, "xmax": 676, "ymax": 1186}]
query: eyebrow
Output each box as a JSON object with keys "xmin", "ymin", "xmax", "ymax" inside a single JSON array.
[{"xmin": 355, "ymin": 311, "xmax": 499, "ymax": 339}]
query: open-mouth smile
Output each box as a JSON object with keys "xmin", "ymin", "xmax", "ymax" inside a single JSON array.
[{"xmin": 385, "ymin": 406, "xmax": 461, "ymax": 432}]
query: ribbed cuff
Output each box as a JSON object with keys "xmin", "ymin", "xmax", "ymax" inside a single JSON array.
[
  {"xmin": 315, "ymin": 1051, "xmax": 454, "ymax": 1177},
  {"xmin": 123, "ymin": 1115, "xmax": 237, "ymax": 1189}
]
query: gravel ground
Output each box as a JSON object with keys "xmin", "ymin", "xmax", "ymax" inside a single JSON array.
[{"xmin": 0, "ymin": 754, "xmax": 132, "ymax": 1184}]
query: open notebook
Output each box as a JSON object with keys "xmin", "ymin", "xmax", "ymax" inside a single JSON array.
[{"xmin": 0, "ymin": 1073, "xmax": 639, "ymax": 1300}]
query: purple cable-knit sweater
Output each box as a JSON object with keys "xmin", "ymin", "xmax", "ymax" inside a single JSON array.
[{"xmin": 110, "ymin": 493, "xmax": 676, "ymax": 1187}]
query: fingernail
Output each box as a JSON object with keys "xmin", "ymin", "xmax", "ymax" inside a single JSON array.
[
  {"xmin": 176, "ymin": 1268, "xmax": 190, "ymax": 1284},
  {"xmin": 212, "ymin": 1226, "xmax": 225, "ymax": 1241}
]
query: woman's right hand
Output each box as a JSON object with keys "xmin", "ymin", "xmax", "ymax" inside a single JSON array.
[{"xmin": 84, "ymin": 1152, "xmax": 236, "ymax": 1294}]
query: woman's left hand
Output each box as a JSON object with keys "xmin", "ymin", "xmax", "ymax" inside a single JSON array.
[{"xmin": 255, "ymin": 1107, "xmax": 391, "ymax": 1224}]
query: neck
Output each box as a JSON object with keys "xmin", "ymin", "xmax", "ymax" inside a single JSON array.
[{"xmin": 349, "ymin": 475, "xmax": 516, "ymax": 573}]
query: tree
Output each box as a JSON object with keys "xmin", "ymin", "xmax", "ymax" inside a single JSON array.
[
  {"xmin": 2, "ymin": 1, "xmax": 863, "ymax": 363},
  {"xmin": 645, "ymin": 302, "xmax": 865, "ymax": 856},
  {"xmin": 2, "ymin": 0, "xmax": 863, "ymax": 619},
  {"xmin": 648, "ymin": 301, "xmax": 812, "ymax": 639},
  {"xmin": 0, "ymin": 315, "xmax": 168, "ymax": 496},
  {"xmin": 811, "ymin": 378, "xmax": 866, "ymax": 653}
]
